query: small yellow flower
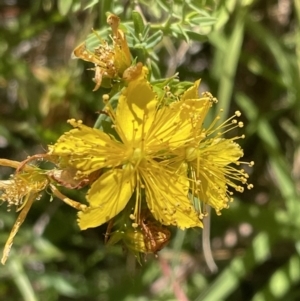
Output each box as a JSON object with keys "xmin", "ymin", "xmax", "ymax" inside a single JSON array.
[
  {"xmin": 0, "ymin": 159, "xmax": 86, "ymax": 264},
  {"xmin": 49, "ymin": 67, "xmax": 211, "ymax": 230},
  {"xmin": 173, "ymin": 85, "xmax": 254, "ymax": 216},
  {"xmin": 0, "ymin": 159, "xmax": 49, "ymax": 264},
  {"xmin": 186, "ymin": 137, "xmax": 252, "ymax": 214},
  {"xmin": 73, "ymin": 13, "xmax": 131, "ymax": 90},
  {"xmin": 0, "ymin": 159, "xmax": 49, "ymax": 210}
]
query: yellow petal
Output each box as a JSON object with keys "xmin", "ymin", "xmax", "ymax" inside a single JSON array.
[
  {"xmin": 78, "ymin": 167, "xmax": 135, "ymax": 229},
  {"xmin": 146, "ymin": 98, "xmax": 211, "ymax": 149},
  {"xmin": 107, "ymin": 14, "xmax": 132, "ymax": 73},
  {"xmin": 206, "ymin": 139, "xmax": 244, "ymax": 166},
  {"xmin": 191, "ymin": 139, "xmax": 244, "ymax": 211},
  {"xmin": 180, "ymin": 79, "xmax": 201, "ymax": 100},
  {"xmin": 116, "ymin": 69, "xmax": 157, "ymax": 144},
  {"xmin": 1, "ymin": 193, "xmax": 35, "ymax": 264},
  {"xmin": 113, "ymin": 30, "xmax": 132, "ymax": 74},
  {"xmin": 49, "ymin": 119, "xmax": 127, "ymax": 173},
  {"xmin": 141, "ymin": 161, "xmax": 203, "ymax": 229},
  {"xmin": 195, "ymin": 167, "xmax": 228, "ymax": 211}
]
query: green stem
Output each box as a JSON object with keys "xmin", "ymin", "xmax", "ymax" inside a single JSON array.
[{"xmin": 8, "ymin": 257, "xmax": 38, "ymax": 301}]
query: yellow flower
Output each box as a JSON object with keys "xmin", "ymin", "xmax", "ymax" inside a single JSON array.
[
  {"xmin": 0, "ymin": 159, "xmax": 49, "ymax": 264},
  {"xmin": 173, "ymin": 86, "xmax": 254, "ymax": 215},
  {"xmin": 0, "ymin": 160, "xmax": 48, "ymax": 207},
  {"xmin": 0, "ymin": 159, "xmax": 86, "ymax": 264},
  {"xmin": 186, "ymin": 137, "xmax": 253, "ymax": 214},
  {"xmin": 73, "ymin": 14, "xmax": 131, "ymax": 91},
  {"xmin": 49, "ymin": 67, "xmax": 212, "ymax": 230}
]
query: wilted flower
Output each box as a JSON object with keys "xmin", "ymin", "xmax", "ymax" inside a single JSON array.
[
  {"xmin": 106, "ymin": 208, "xmax": 171, "ymax": 261},
  {"xmin": 0, "ymin": 159, "xmax": 86, "ymax": 264},
  {"xmin": 73, "ymin": 13, "xmax": 131, "ymax": 90}
]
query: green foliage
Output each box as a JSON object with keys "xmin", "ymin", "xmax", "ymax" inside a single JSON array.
[{"xmin": 1, "ymin": 0, "xmax": 300, "ymax": 300}]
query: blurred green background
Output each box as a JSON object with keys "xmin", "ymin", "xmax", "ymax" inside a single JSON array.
[{"xmin": 1, "ymin": 0, "xmax": 300, "ymax": 300}]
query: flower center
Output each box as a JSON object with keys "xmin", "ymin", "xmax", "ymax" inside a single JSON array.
[
  {"xmin": 186, "ymin": 147, "xmax": 197, "ymax": 162},
  {"xmin": 131, "ymin": 147, "xmax": 143, "ymax": 165}
]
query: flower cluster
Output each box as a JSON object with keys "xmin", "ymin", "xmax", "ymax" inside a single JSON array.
[{"xmin": 0, "ymin": 14, "xmax": 253, "ymax": 264}]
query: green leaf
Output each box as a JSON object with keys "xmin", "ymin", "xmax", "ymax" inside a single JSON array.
[
  {"xmin": 195, "ymin": 232, "xmax": 275, "ymax": 301},
  {"xmin": 245, "ymin": 16, "xmax": 299, "ymax": 105},
  {"xmin": 213, "ymin": 0, "xmax": 237, "ymax": 30},
  {"xmin": 236, "ymin": 92, "xmax": 300, "ymax": 226},
  {"xmin": 149, "ymin": 60, "xmax": 161, "ymax": 79},
  {"xmin": 177, "ymin": 24, "xmax": 190, "ymax": 43},
  {"xmin": 145, "ymin": 30, "xmax": 163, "ymax": 49},
  {"xmin": 186, "ymin": 2, "xmax": 213, "ymax": 16},
  {"xmin": 83, "ymin": 0, "xmax": 99, "ymax": 10},
  {"xmin": 58, "ymin": 0, "xmax": 73, "ymax": 16},
  {"xmin": 156, "ymin": 0, "xmax": 171, "ymax": 12},
  {"xmin": 169, "ymin": 24, "xmax": 189, "ymax": 41},
  {"xmin": 7, "ymin": 257, "xmax": 38, "ymax": 301},
  {"xmin": 189, "ymin": 16, "xmax": 217, "ymax": 27},
  {"xmin": 211, "ymin": 8, "xmax": 246, "ymax": 119},
  {"xmin": 252, "ymin": 255, "xmax": 300, "ymax": 301},
  {"xmin": 141, "ymin": 23, "xmax": 151, "ymax": 39},
  {"xmin": 185, "ymin": 30, "xmax": 208, "ymax": 42},
  {"xmin": 132, "ymin": 11, "xmax": 145, "ymax": 36}
]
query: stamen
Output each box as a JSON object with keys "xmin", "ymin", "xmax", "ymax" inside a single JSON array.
[{"xmin": 102, "ymin": 94, "xmax": 110, "ymax": 103}]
